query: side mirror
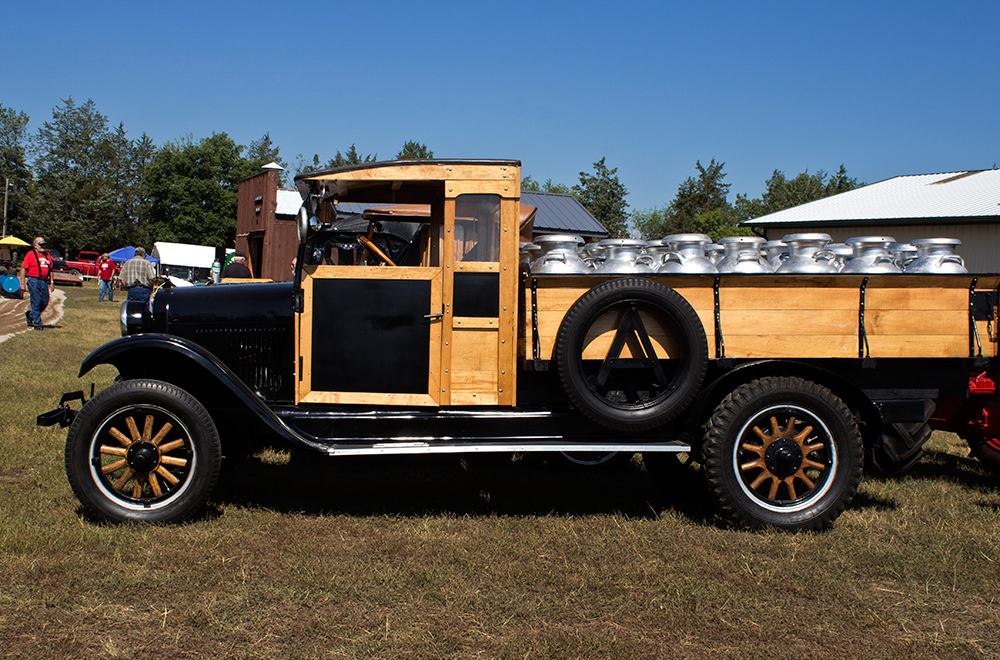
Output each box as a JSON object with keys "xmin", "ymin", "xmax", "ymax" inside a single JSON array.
[{"xmin": 297, "ymin": 207, "xmax": 309, "ymax": 243}]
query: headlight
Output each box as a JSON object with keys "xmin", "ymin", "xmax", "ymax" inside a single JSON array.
[{"xmin": 120, "ymin": 300, "xmax": 150, "ymax": 336}]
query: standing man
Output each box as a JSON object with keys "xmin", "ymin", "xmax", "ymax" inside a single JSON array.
[
  {"xmin": 20, "ymin": 237, "xmax": 54, "ymax": 330},
  {"xmin": 120, "ymin": 247, "xmax": 156, "ymax": 304},
  {"xmin": 97, "ymin": 253, "xmax": 115, "ymax": 302},
  {"xmin": 221, "ymin": 250, "xmax": 252, "ymax": 279}
]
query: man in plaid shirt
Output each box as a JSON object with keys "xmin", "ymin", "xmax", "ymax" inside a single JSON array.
[{"xmin": 120, "ymin": 247, "xmax": 156, "ymax": 303}]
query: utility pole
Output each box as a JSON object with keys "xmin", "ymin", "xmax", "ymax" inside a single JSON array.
[{"xmin": 2, "ymin": 176, "xmax": 8, "ymax": 237}]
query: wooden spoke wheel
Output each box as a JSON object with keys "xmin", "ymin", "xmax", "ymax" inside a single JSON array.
[
  {"xmin": 65, "ymin": 380, "xmax": 221, "ymax": 523},
  {"xmin": 703, "ymin": 377, "xmax": 862, "ymax": 530}
]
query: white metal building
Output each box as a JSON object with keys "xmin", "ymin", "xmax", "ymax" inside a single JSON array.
[{"xmin": 745, "ymin": 169, "xmax": 1000, "ymax": 272}]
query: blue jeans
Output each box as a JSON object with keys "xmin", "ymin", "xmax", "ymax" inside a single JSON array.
[
  {"xmin": 99, "ymin": 279, "xmax": 114, "ymax": 302},
  {"xmin": 27, "ymin": 277, "xmax": 49, "ymax": 328},
  {"xmin": 127, "ymin": 287, "xmax": 150, "ymax": 304}
]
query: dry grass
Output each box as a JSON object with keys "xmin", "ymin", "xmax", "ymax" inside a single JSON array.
[{"xmin": 2, "ymin": 282, "xmax": 999, "ymax": 659}]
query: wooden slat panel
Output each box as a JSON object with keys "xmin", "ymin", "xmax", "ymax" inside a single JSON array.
[
  {"xmin": 451, "ymin": 392, "xmax": 499, "ymax": 405},
  {"xmin": 451, "ymin": 329, "xmax": 498, "ymax": 372},
  {"xmin": 867, "ymin": 310, "xmax": 967, "ymax": 335},
  {"xmin": 451, "ymin": 371, "xmax": 499, "ymax": 390},
  {"xmin": 866, "ymin": 335, "xmax": 971, "ymax": 358},
  {"xmin": 300, "ymin": 391, "xmax": 439, "ymax": 406},
  {"xmin": 718, "ymin": 286, "xmax": 859, "ymax": 310},
  {"xmin": 865, "ymin": 287, "xmax": 966, "ymax": 310}
]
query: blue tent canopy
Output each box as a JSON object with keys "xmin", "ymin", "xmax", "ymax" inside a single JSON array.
[{"xmin": 108, "ymin": 246, "xmax": 159, "ymax": 264}]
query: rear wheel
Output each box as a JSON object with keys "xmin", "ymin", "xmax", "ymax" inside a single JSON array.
[
  {"xmin": 65, "ymin": 379, "xmax": 221, "ymax": 523},
  {"xmin": 967, "ymin": 435, "xmax": 1000, "ymax": 472},
  {"xmin": 703, "ymin": 377, "xmax": 863, "ymax": 530}
]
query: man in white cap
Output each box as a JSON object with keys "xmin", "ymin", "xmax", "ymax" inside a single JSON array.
[{"xmin": 20, "ymin": 237, "xmax": 54, "ymax": 330}]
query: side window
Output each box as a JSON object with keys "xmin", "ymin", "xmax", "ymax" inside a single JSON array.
[{"xmin": 454, "ymin": 195, "xmax": 500, "ymax": 262}]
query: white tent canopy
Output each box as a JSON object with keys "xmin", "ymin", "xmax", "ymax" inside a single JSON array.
[{"xmin": 151, "ymin": 242, "xmax": 217, "ymax": 269}]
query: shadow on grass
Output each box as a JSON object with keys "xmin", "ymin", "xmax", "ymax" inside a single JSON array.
[
  {"xmin": 907, "ymin": 448, "xmax": 999, "ymax": 492},
  {"xmin": 209, "ymin": 449, "xmax": 721, "ymax": 524}
]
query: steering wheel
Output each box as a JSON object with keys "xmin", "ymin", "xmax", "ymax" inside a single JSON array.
[{"xmin": 357, "ymin": 236, "xmax": 397, "ymax": 266}]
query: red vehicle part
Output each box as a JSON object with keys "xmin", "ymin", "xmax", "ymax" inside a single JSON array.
[{"xmin": 930, "ymin": 371, "xmax": 1000, "ymax": 469}]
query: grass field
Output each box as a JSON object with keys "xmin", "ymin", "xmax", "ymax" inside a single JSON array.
[{"xmin": 2, "ymin": 282, "xmax": 999, "ymax": 659}]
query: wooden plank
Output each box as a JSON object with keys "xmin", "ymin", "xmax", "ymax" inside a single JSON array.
[
  {"xmin": 300, "ymin": 391, "xmax": 439, "ymax": 406},
  {"xmin": 498, "ymin": 199, "xmax": 519, "ymax": 405},
  {"xmin": 451, "ymin": 329, "xmax": 498, "ymax": 371},
  {"xmin": 446, "ymin": 180, "xmax": 519, "ymax": 198},
  {"xmin": 308, "ymin": 265, "xmax": 439, "ymax": 281},
  {"xmin": 866, "ymin": 309, "xmax": 968, "ymax": 335},
  {"xmin": 865, "ymin": 287, "xmax": 967, "ymax": 310},
  {"xmin": 718, "ymin": 286, "xmax": 859, "ymax": 310},
  {"xmin": 453, "ymin": 261, "xmax": 502, "ymax": 273},
  {"xmin": 451, "ymin": 370, "xmax": 499, "ymax": 390},
  {"xmin": 451, "ymin": 392, "xmax": 499, "ymax": 405},
  {"xmin": 454, "ymin": 317, "xmax": 500, "ymax": 329},
  {"xmin": 302, "ymin": 162, "xmax": 518, "ymax": 183}
]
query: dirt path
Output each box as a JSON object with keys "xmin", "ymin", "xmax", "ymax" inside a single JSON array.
[{"xmin": 0, "ymin": 290, "xmax": 67, "ymax": 342}]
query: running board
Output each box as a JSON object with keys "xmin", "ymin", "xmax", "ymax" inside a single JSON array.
[
  {"xmin": 313, "ymin": 439, "xmax": 690, "ymax": 457},
  {"xmin": 270, "ymin": 406, "xmax": 689, "ymax": 457}
]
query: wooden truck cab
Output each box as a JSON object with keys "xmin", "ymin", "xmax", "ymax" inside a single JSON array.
[{"xmin": 295, "ymin": 160, "xmax": 522, "ymax": 407}]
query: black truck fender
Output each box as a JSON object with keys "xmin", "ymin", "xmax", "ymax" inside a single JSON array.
[{"xmin": 76, "ymin": 333, "xmax": 313, "ymax": 452}]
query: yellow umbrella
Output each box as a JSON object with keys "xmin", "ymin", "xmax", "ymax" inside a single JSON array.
[{"xmin": 0, "ymin": 235, "xmax": 30, "ymax": 247}]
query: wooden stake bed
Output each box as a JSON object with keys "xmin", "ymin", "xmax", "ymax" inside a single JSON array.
[{"xmin": 525, "ymin": 273, "xmax": 1000, "ymax": 362}]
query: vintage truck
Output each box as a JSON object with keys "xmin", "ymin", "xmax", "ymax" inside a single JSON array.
[
  {"xmin": 38, "ymin": 159, "xmax": 1000, "ymax": 530},
  {"xmin": 63, "ymin": 250, "xmax": 104, "ymax": 279}
]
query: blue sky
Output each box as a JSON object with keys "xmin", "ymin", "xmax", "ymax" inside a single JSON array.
[{"xmin": 2, "ymin": 0, "xmax": 997, "ymax": 213}]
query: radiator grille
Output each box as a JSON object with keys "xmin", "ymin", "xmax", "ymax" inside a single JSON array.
[{"xmin": 192, "ymin": 326, "xmax": 292, "ymax": 398}]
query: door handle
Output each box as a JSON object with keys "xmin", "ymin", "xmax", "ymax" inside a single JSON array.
[{"xmin": 424, "ymin": 313, "xmax": 444, "ymax": 321}]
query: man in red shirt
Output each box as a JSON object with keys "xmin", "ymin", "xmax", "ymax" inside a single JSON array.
[
  {"xmin": 20, "ymin": 236, "xmax": 54, "ymax": 330},
  {"xmin": 98, "ymin": 253, "xmax": 116, "ymax": 302}
]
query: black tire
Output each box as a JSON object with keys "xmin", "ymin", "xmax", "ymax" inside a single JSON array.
[
  {"xmin": 703, "ymin": 377, "xmax": 863, "ymax": 530},
  {"xmin": 967, "ymin": 436, "xmax": 1000, "ymax": 472},
  {"xmin": 65, "ymin": 379, "xmax": 222, "ymax": 523},
  {"xmin": 69, "ymin": 269, "xmax": 81, "ymax": 278},
  {"xmin": 867, "ymin": 422, "xmax": 932, "ymax": 478},
  {"xmin": 554, "ymin": 278, "xmax": 708, "ymax": 432}
]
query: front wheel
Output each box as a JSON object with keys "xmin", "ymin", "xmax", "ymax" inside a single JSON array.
[
  {"xmin": 65, "ymin": 379, "xmax": 222, "ymax": 523},
  {"xmin": 703, "ymin": 377, "xmax": 862, "ymax": 530}
]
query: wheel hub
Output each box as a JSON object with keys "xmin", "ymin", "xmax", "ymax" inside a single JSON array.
[
  {"xmin": 764, "ymin": 438, "xmax": 803, "ymax": 478},
  {"xmin": 126, "ymin": 441, "xmax": 160, "ymax": 473}
]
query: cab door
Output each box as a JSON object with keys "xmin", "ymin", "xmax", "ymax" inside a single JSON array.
[
  {"xmin": 439, "ymin": 191, "xmax": 520, "ymax": 406},
  {"xmin": 295, "ymin": 265, "xmax": 444, "ymax": 406}
]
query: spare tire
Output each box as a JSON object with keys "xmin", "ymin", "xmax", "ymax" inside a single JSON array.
[{"xmin": 554, "ymin": 277, "xmax": 708, "ymax": 432}]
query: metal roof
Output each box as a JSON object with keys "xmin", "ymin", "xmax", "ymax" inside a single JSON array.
[
  {"xmin": 276, "ymin": 189, "xmax": 302, "ymax": 216},
  {"xmin": 326, "ymin": 191, "xmax": 607, "ymax": 238},
  {"xmin": 521, "ymin": 191, "xmax": 607, "ymax": 237},
  {"xmin": 747, "ymin": 169, "xmax": 1000, "ymax": 227}
]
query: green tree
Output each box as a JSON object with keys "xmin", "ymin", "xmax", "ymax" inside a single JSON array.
[
  {"xmin": 326, "ymin": 144, "xmax": 377, "ymax": 168},
  {"xmin": 245, "ymin": 132, "xmax": 286, "ymax": 170},
  {"xmin": 29, "ymin": 97, "xmax": 127, "ymax": 254},
  {"xmin": 145, "ymin": 132, "xmax": 257, "ymax": 247},
  {"xmin": 636, "ymin": 158, "xmax": 749, "ymax": 242},
  {"xmin": 395, "ymin": 141, "xmax": 433, "ymax": 160},
  {"xmin": 0, "ymin": 104, "xmax": 32, "ymax": 237},
  {"xmin": 522, "ymin": 175, "xmax": 573, "ymax": 195},
  {"xmin": 573, "ymin": 158, "xmax": 629, "ymax": 238}
]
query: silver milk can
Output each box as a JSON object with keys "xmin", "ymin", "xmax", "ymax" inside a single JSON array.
[
  {"xmin": 841, "ymin": 236, "xmax": 900, "ymax": 274},
  {"xmin": 530, "ymin": 234, "xmax": 588, "ymax": 274},
  {"xmin": 658, "ymin": 233, "xmax": 718, "ymax": 274},
  {"xmin": 904, "ymin": 238, "xmax": 967, "ymax": 274},
  {"xmin": 717, "ymin": 236, "xmax": 771, "ymax": 273},
  {"xmin": 596, "ymin": 238, "xmax": 656, "ymax": 274},
  {"xmin": 776, "ymin": 233, "xmax": 839, "ymax": 274}
]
